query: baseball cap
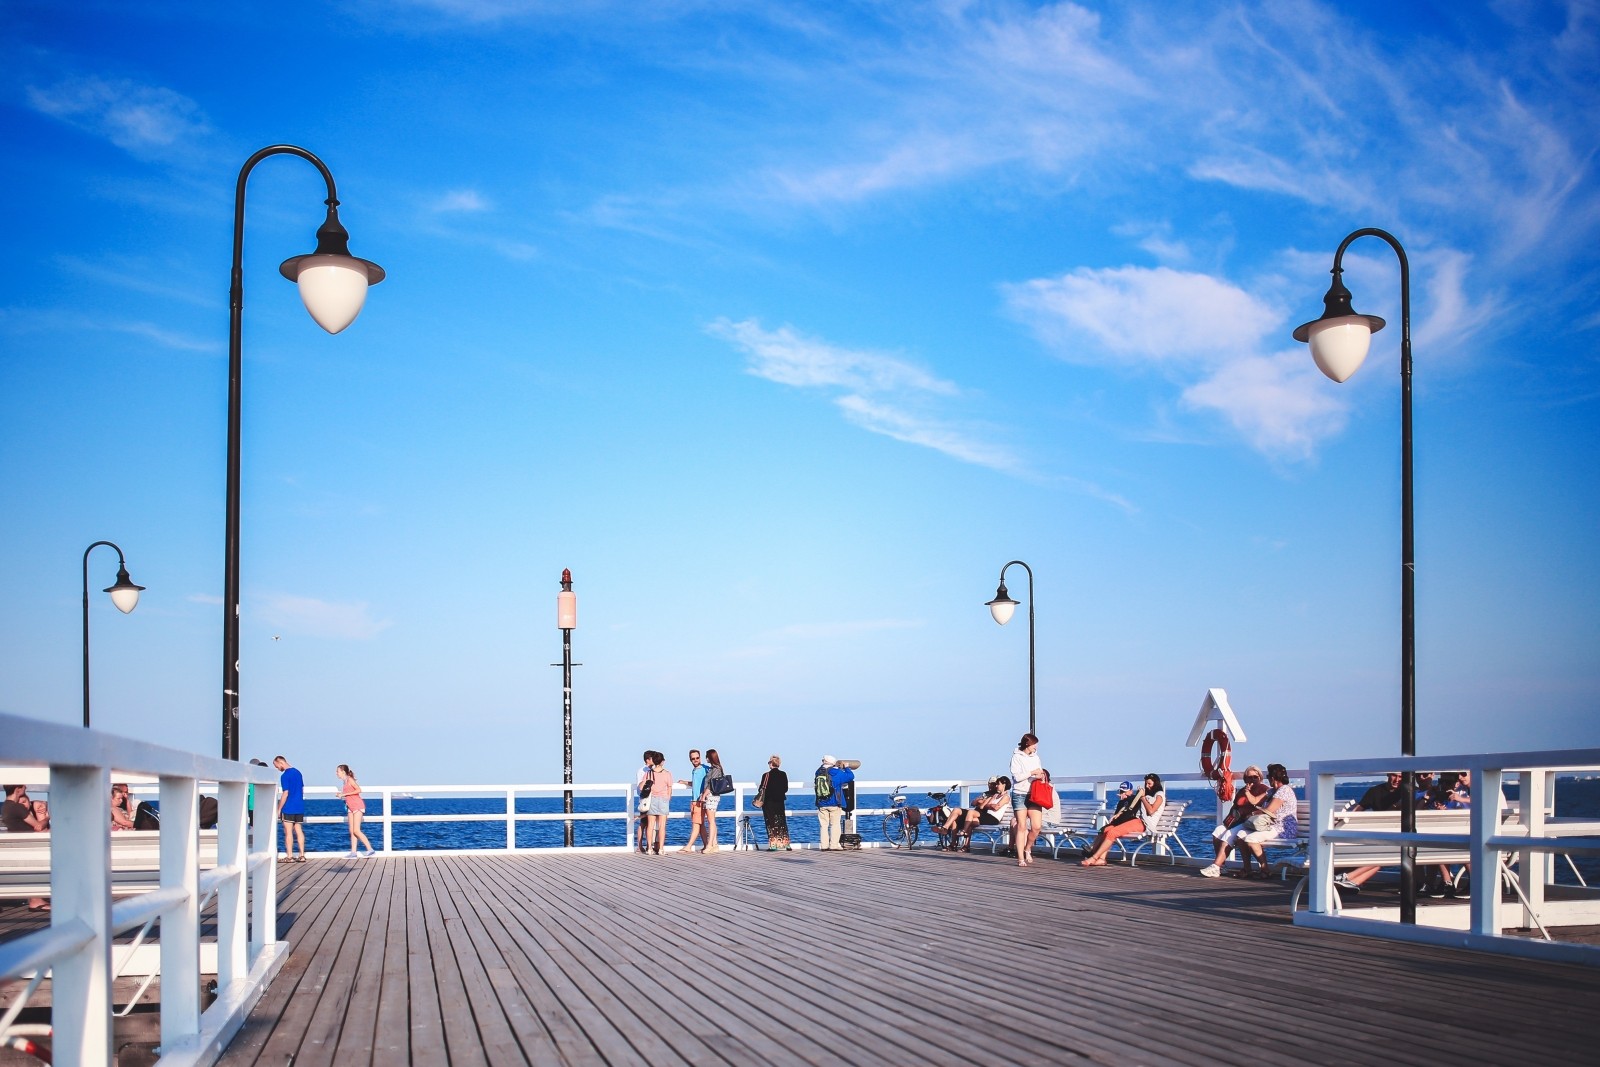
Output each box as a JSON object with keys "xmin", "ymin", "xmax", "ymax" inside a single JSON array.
[
  {"xmin": 1119, "ymin": 780, "xmax": 1133, "ymax": 791},
  {"xmin": 822, "ymin": 755, "xmax": 837, "ymax": 766}
]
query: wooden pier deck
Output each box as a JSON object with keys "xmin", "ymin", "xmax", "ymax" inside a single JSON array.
[{"xmin": 205, "ymin": 848, "xmax": 1600, "ymax": 1066}]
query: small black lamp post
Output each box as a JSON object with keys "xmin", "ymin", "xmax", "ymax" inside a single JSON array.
[
  {"xmin": 986, "ymin": 560, "xmax": 1036, "ymax": 737},
  {"xmin": 222, "ymin": 145, "xmax": 385, "ymax": 760},
  {"xmin": 1293, "ymin": 226, "xmax": 1419, "ymax": 924},
  {"xmin": 83, "ymin": 540, "xmax": 144, "ymax": 728}
]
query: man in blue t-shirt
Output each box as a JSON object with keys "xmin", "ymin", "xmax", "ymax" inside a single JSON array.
[
  {"xmin": 676, "ymin": 749, "xmax": 709, "ymax": 853},
  {"xmin": 273, "ymin": 755, "xmax": 306, "ymax": 862}
]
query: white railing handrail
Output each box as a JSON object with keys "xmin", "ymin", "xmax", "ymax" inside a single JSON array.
[
  {"xmin": 0, "ymin": 711, "xmax": 285, "ymax": 1067},
  {"xmin": 1299, "ymin": 746, "xmax": 1600, "ymax": 967}
]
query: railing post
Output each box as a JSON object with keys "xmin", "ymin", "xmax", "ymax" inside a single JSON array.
[
  {"xmin": 1471, "ymin": 765, "xmax": 1502, "ymax": 936},
  {"xmin": 252, "ymin": 779, "xmax": 279, "ymax": 960},
  {"xmin": 507, "ymin": 789, "xmax": 517, "ymax": 851},
  {"xmin": 1308, "ymin": 768, "xmax": 1334, "ymax": 915},
  {"xmin": 382, "ymin": 787, "xmax": 393, "ymax": 853},
  {"xmin": 217, "ymin": 780, "xmax": 248, "ymax": 990},
  {"xmin": 1520, "ymin": 768, "xmax": 1549, "ymax": 925},
  {"xmin": 51, "ymin": 763, "xmax": 114, "ymax": 1066},
  {"xmin": 160, "ymin": 774, "xmax": 201, "ymax": 1051}
]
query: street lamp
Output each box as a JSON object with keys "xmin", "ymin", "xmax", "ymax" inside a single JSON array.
[
  {"xmin": 985, "ymin": 560, "xmax": 1036, "ymax": 737},
  {"xmin": 557, "ymin": 569, "xmax": 578, "ymax": 848},
  {"xmin": 1293, "ymin": 226, "xmax": 1418, "ymax": 923},
  {"xmin": 82, "ymin": 540, "xmax": 144, "ymax": 729},
  {"xmin": 222, "ymin": 145, "xmax": 385, "ymax": 760}
]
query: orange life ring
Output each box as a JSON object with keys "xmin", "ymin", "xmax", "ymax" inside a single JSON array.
[{"xmin": 1200, "ymin": 728, "xmax": 1234, "ymax": 801}]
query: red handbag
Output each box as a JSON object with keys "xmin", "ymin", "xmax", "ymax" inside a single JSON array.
[{"xmin": 1027, "ymin": 779, "xmax": 1054, "ymax": 807}]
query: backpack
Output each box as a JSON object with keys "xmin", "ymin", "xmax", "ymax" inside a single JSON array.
[
  {"xmin": 814, "ymin": 769, "xmax": 834, "ymax": 805},
  {"xmin": 638, "ymin": 774, "xmax": 653, "ymax": 799}
]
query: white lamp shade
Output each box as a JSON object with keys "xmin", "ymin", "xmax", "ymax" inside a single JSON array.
[
  {"xmin": 289, "ymin": 256, "xmax": 375, "ymax": 334},
  {"xmin": 108, "ymin": 585, "xmax": 141, "ymax": 614},
  {"xmin": 989, "ymin": 600, "xmax": 1016, "ymax": 626},
  {"xmin": 557, "ymin": 590, "xmax": 577, "ymax": 630},
  {"xmin": 1306, "ymin": 318, "xmax": 1373, "ymax": 383}
]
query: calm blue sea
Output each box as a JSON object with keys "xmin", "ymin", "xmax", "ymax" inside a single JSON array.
[{"xmin": 287, "ymin": 778, "xmax": 1599, "ymax": 883}]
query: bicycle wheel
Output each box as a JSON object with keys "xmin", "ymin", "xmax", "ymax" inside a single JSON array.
[
  {"xmin": 905, "ymin": 818, "xmax": 920, "ymax": 849},
  {"xmin": 883, "ymin": 811, "xmax": 908, "ymax": 848}
]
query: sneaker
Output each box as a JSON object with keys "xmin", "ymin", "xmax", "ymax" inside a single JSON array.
[
  {"xmin": 1199, "ymin": 864, "xmax": 1221, "ymax": 878},
  {"xmin": 1333, "ymin": 874, "xmax": 1361, "ymax": 893},
  {"xmin": 347, "ymin": 850, "xmax": 360, "ymax": 858}
]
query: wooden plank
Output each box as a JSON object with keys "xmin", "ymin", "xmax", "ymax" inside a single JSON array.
[{"xmin": 176, "ymin": 848, "xmax": 1600, "ymax": 1067}]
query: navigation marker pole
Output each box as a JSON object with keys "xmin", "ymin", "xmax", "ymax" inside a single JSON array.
[{"xmin": 556, "ymin": 570, "xmax": 578, "ymax": 848}]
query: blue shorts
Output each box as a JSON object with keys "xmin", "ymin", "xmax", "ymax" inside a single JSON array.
[{"xmin": 647, "ymin": 796, "xmax": 670, "ymax": 817}]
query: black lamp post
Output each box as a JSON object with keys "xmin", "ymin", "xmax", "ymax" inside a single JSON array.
[
  {"xmin": 985, "ymin": 560, "xmax": 1036, "ymax": 737},
  {"xmin": 222, "ymin": 145, "xmax": 385, "ymax": 760},
  {"xmin": 82, "ymin": 540, "xmax": 144, "ymax": 729},
  {"xmin": 1293, "ymin": 226, "xmax": 1418, "ymax": 923},
  {"xmin": 556, "ymin": 569, "xmax": 578, "ymax": 848}
]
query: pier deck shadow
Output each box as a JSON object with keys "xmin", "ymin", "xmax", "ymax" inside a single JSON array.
[{"xmin": 214, "ymin": 849, "xmax": 1600, "ymax": 1066}]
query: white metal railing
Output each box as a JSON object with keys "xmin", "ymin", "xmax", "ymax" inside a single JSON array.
[
  {"xmin": 0, "ymin": 712, "xmax": 285, "ymax": 1066},
  {"xmin": 273, "ymin": 770, "xmax": 1315, "ymax": 855},
  {"xmin": 1298, "ymin": 748, "xmax": 1600, "ymax": 966}
]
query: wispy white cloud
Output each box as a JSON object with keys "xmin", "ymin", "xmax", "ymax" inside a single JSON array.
[
  {"xmin": 1006, "ymin": 263, "xmax": 1346, "ymax": 460},
  {"xmin": 708, "ymin": 317, "xmax": 1019, "ymax": 473},
  {"xmin": 0, "ymin": 307, "xmax": 218, "ymax": 354},
  {"xmin": 257, "ymin": 594, "xmax": 392, "ymax": 641},
  {"xmin": 713, "ymin": 317, "xmax": 956, "ymax": 395},
  {"xmin": 431, "ymin": 189, "xmax": 493, "ymax": 213},
  {"xmin": 25, "ymin": 76, "xmax": 209, "ymax": 160}
]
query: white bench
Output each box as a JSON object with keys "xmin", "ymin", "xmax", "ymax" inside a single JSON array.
[
  {"xmin": 1285, "ymin": 808, "xmax": 1527, "ymax": 911},
  {"xmin": 968, "ymin": 800, "xmax": 1103, "ymax": 855},
  {"xmin": 1106, "ymin": 801, "xmax": 1190, "ymax": 866},
  {"xmin": 1036, "ymin": 802, "xmax": 1108, "ymax": 858},
  {"xmin": 0, "ymin": 830, "xmax": 220, "ymax": 899}
]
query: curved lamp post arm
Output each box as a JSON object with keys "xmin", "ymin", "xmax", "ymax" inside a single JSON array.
[
  {"xmin": 987, "ymin": 560, "xmax": 1036, "ymax": 736},
  {"xmin": 83, "ymin": 540, "xmax": 143, "ymax": 729}
]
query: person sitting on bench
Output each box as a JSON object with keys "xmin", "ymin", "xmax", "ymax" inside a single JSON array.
[
  {"xmin": 1081, "ymin": 774, "xmax": 1166, "ymax": 867},
  {"xmin": 1200, "ymin": 766, "xmax": 1271, "ymax": 878}
]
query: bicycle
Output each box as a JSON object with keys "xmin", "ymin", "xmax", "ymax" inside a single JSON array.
[{"xmin": 883, "ymin": 785, "xmax": 961, "ymax": 849}]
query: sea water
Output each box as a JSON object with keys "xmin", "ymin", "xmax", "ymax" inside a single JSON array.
[{"xmin": 287, "ymin": 778, "xmax": 1600, "ymax": 883}]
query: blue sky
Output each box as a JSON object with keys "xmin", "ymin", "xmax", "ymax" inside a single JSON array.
[{"xmin": 2, "ymin": 1, "xmax": 1596, "ymax": 789}]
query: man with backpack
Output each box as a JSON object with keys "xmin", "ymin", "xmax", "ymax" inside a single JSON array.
[{"xmin": 814, "ymin": 755, "xmax": 852, "ymax": 851}]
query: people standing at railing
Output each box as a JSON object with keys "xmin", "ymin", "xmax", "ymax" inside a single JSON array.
[
  {"xmin": 3, "ymin": 784, "xmax": 51, "ymax": 911},
  {"xmin": 755, "ymin": 755, "xmax": 791, "ymax": 851},
  {"xmin": 645, "ymin": 751, "xmax": 672, "ymax": 856},
  {"xmin": 1230, "ymin": 763, "xmax": 1297, "ymax": 879},
  {"xmin": 273, "ymin": 755, "xmax": 307, "ymax": 863},
  {"xmin": 336, "ymin": 765, "xmax": 376, "ymax": 859},
  {"xmin": 1200, "ymin": 765, "xmax": 1271, "ymax": 877},
  {"xmin": 1009, "ymin": 733, "xmax": 1043, "ymax": 855},
  {"xmin": 110, "ymin": 782, "xmax": 135, "ymax": 831},
  {"xmin": 677, "ymin": 749, "xmax": 709, "ymax": 854},
  {"xmin": 814, "ymin": 756, "xmax": 850, "ymax": 851},
  {"xmin": 700, "ymin": 748, "xmax": 726, "ymax": 854},
  {"xmin": 634, "ymin": 750, "xmax": 655, "ymax": 854},
  {"xmin": 1081, "ymin": 774, "xmax": 1165, "ymax": 867}
]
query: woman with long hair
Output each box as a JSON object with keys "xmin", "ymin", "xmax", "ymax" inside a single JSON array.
[
  {"xmin": 335, "ymin": 764, "xmax": 375, "ymax": 858},
  {"xmin": 1008, "ymin": 733, "xmax": 1043, "ymax": 856},
  {"xmin": 1081, "ymin": 773, "xmax": 1165, "ymax": 867},
  {"xmin": 1232, "ymin": 763, "xmax": 1297, "ymax": 878},
  {"xmin": 646, "ymin": 751, "xmax": 673, "ymax": 856}
]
